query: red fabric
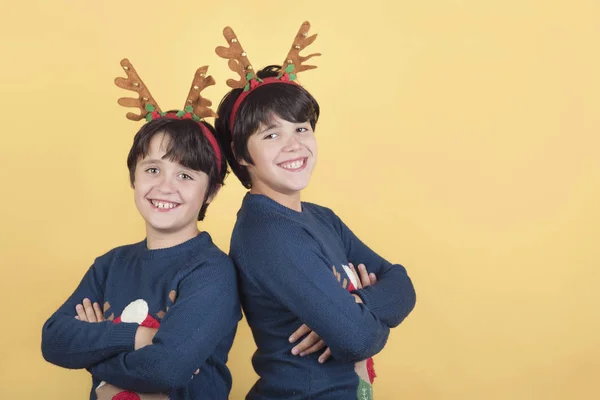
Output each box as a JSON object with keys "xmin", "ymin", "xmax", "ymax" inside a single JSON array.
[
  {"xmin": 366, "ymin": 357, "xmax": 376, "ymax": 384},
  {"xmin": 229, "ymin": 77, "xmax": 298, "ymax": 129},
  {"xmin": 112, "ymin": 314, "xmax": 160, "ymax": 328},
  {"xmin": 140, "ymin": 314, "xmax": 161, "ymax": 329},
  {"xmin": 112, "ymin": 391, "xmax": 141, "ymax": 400}
]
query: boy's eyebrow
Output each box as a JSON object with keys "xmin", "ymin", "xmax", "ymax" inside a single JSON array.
[
  {"xmin": 257, "ymin": 122, "xmax": 281, "ymax": 134},
  {"xmin": 138, "ymin": 158, "xmax": 163, "ymax": 166},
  {"xmin": 139, "ymin": 158, "xmax": 200, "ymax": 174}
]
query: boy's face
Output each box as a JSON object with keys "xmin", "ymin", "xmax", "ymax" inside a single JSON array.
[
  {"xmin": 133, "ymin": 133, "xmax": 209, "ymax": 241},
  {"xmin": 242, "ymin": 115, "xmax": 317, "ymax": 199}
]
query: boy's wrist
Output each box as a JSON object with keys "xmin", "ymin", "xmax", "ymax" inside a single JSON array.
[{"xmin": 134, "ymin": 326, "xmax": 158, "ymax": 350}]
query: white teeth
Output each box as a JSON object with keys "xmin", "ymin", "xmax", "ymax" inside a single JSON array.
[
  {"xmin": 280, "ymin": 159, "xmax": 305, "ymax": 169},
  {"xmin": 151, "ymin": 200, "xmax": 177, "ymax": 209}
]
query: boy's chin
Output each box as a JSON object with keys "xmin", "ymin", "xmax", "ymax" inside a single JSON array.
[
  {"xmin": 283, "ymin": 178, "xmax": 311, "ymax": 193},
  {"xmin": 143, "ymin": 217, "xmax": 184, "ymax": 233},
  {"xmin": 274, "ymin": 185, "xmax": 309, "ymax": 198}
]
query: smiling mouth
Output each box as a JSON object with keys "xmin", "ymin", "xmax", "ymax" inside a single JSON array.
[
  {"xmin": 278, "ymin": 158, "xmax": 307, "ymax": 171},
  {"xmin": 149, "ymin": 199, "xmax": 180, "ymax": 210}
]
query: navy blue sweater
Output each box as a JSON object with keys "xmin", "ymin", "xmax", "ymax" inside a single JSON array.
[
  {"xmin": 230, "ymin": 194, "xmax": 416, "ymax": 400},
  {"xmin": 42, "ymin": 233, "xmax": 241, "ymax": 400}
]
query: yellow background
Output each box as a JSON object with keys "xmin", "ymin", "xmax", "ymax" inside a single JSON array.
[{"xmin": 1, "ymin": 0, "xmax": 598, "ymax": 398}]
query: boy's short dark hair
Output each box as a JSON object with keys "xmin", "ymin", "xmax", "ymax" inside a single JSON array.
[
  {"xmin": 215, "ymin": 65, "xmax": 320, "ymax": 189},
  {"xmin": 127, "ymin": 117, "xmax": 226, "ymax": 221}
]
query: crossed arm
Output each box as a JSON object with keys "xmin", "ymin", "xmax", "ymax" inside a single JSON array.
[
  {"xmin": 42, "ymin": 261, "xmax": 239, "ymax": 394},
  {"xmin": 74, "ymin": 299, "xmax": 197, "ymax": 399},
  {"xmin": 289, "ymin": 262, "xmax": 378, "ymax": 362},
  {"xmin": 281, "ymin": 210, "xmax": 416, "ymax": 362}
]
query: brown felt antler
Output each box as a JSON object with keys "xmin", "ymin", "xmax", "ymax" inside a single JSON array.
[
  {"xmin": 215, "ymin": 27, "xmax": 255, "ymax": 89},
  {"xmin": 185, "ymin": 66, "xmax": 217, "ymax": 118},
  {"xmin": 114, "ymin": 59, "xmax": 161, "ymax": 121},
  {"xmin": 280, "ymin": 21, "xmax": 321, "ymax": 77}
]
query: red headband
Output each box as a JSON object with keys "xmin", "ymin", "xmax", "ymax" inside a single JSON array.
[{"xmin": 229, "ymin": 77, "xmax": 298, "ymax": 129}]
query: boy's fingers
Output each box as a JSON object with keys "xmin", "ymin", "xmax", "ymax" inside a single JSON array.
[
  {"xmin": 358, "ymin": 264, "xmax": 371, "ymax": 288},
  {"xmin": 292, "ymin": 331, "xmax": 321, "ymax": 355},
  {"xmin": 318, "ymin": 347, "xmax": 332, "ymax": 364},
  {"xmin": 289, "ymin": 324, "xmax": 311, "ymax": 343},
  {"xmin": 93, "ymin": 302, "xmax": 104, "ymax": 322},
  {"xmin": 83, "ymin": 298, "xmax": 97, "ymax": 322},
  {"xmin": 369, "ymin": 272, "xmax": 377, "ymax": 286},
  {"xmin": 75, "ymin": 304, "xmax": 88, "ymax": 321},
  {"xmin": 299, "ymin": 339, "xmax": 325, "ymax": 356}
]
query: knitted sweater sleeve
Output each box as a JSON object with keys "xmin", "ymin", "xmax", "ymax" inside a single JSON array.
[
  {"xmin": 41, "ymin": 257, "xmax": 139, "ymax": 369},
  {"xmin": 89, "ymin": 257, "xmax": 240, "ymax": 393},
  {"xmin": 330, "ymin": 209, "xmax": 417, "ymax": 328},
  {"xmin": 235, "ymin": 217, "xmax": 390, "ymax": 362}
]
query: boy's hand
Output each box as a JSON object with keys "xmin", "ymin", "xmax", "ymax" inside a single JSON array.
[
  {"xmin": 349, "ymin": 263, "xmax": 376, "ymax": 304},
  {"xmin": 74, "ymin": 298, "xmax": 104, "ymax": 323},
  {"xmin": 289, "ymin": 324, "xmax": 331, "ymax": 364},
  {"xmin": 348, "ymin": 263, "xmax": 377, "ymax": 290}
]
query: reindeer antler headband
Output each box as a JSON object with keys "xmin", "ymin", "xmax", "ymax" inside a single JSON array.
[
  {"xmin": 114, "ymin": 59, "xmax": 222, "ymax": 171},
  {"xmin": 215, "ymin": 21, "xmax": 321, "ymax": 129}
]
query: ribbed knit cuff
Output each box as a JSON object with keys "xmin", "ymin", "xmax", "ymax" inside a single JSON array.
[{"xmin": 105, "ymin": 322, "xmax": 139, "ymax": 352}]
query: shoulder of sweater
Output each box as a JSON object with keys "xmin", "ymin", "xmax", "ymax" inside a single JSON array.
[
  {"xmin": 303, "ymin": 202, "xmax": 346, "ymax": 231},
  {"xmin": 193, "ymin": 243, "xmax": 233, "ymax": 267},
  {"xmin": 186, "ymin": 239, "xmax": 236, "ymax": 273},
  {"xmin": 234, "ymin": 208, "xmax": 302, "ymax": 242},
  {"xmin": 93, "ymin": 240, "xmax": 145, "ymax": 265},
  {"xmin": 302, "ymin": 201, "xmax": 336, "ymax": 218}
]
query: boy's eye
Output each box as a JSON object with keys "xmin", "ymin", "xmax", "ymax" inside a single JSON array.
[
  {"xmin": 146, "ymin": 167, "xmax": 159, "ymax": 174},
  {"xmin": 179, "ymin": 173, "xmax": 193, "ymax": 180},
  {"xmin": 297, "ymin": 127, "xmax": 309, "ymax": 133},
  {"xmin": 263, "ymin": 133, "xmax": 278, "ymax": 140}
]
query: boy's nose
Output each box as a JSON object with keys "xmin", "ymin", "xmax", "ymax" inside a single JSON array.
[
  {"xmin": 283, "ymin": 134, "xmax": 302, "ymax": 151},
  {"xmin": 157, "ymin": 175, "xmax": 176, "ymax": 193}
]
